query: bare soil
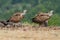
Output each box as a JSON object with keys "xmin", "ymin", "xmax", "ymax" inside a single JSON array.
[{"xmin": 0, "ymin": 26, "xmax": 60, "ymax": 40}]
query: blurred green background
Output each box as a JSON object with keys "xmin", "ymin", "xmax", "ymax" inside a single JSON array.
[{"xmin": 0, "ymin": 0, "xmax": 60, "ymax": 26}]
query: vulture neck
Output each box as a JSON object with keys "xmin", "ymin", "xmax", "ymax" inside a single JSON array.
[
  {"xmin": 48, "ymin": 10, "xmax": 53, "ymax": 16},
  {"xmin": 21, "ymin": 10, "xmax": 27, "ymax": 16}
]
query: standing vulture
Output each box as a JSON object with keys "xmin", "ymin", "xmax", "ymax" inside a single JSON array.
[{"xmin": 32, "ymin": 10, "xmax": 54, "ymax": 27}]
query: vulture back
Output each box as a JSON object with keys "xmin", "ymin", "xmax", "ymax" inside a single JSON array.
[{"xmin": 32, "ymin": 13, "xmax": 50, "ymax": 23}]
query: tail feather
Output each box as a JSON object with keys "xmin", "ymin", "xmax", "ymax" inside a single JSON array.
[
  {"xmin": 0, "ymin": 20, "xmax": 8, "ymax": 25},
  {"xmin": 6, "ymin": 20, "xmax": 9, "ymax": 22}
]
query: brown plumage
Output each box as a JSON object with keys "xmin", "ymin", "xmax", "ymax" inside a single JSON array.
[
  {"xmin": 7, "ymin": 10, "xmax": 27, "ymax": 23},
  {"xmin": 32, "ymin": 10, "xmax": 54, "ymax": 27}
]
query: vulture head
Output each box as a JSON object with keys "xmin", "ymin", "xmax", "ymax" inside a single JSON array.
[
  {"xmin": 48, "ymin": 10, "xmax": 54, "ymax": 17},
  {"xmin": 21, "ymin": 10, "xmax": 27, "ymax": 16}
]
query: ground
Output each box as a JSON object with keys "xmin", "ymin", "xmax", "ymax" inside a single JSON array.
[{"xmin": 0, "ymin": 26, "xmax": 60, "ymax": 40}]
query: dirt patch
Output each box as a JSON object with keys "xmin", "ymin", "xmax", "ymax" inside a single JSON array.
[{"xmin": 0, "ymin": 26, "xmax": 60, "ymax": 40}]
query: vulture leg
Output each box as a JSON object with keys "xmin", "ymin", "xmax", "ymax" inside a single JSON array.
[
  {"xmin": 39, "ymin": 20, "xmax": 48, "ymax": 27},
  {"xmin": 44, "ymin": 20, "xmax": 48, "ymax": 27},
  {"xmin": 39, "ymin": 22, "xmax": 45, "ymax": 27}
]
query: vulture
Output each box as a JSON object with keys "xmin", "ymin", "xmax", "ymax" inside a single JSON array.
[
  {"xmin": 32, "ymin": 10, "xmax": 54, "ymax": 27},
  {"xmin": 7, "ymin": 10, "xmax": 27, "ymax": 23},
  {"xmin": 0, "ymin": 10, "xmax": 27, "ymax": 26}
]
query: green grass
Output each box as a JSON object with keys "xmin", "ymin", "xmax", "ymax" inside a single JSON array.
[{"xmin": 48, "ymin": 14, "xmax": 60, "ymax": 26}]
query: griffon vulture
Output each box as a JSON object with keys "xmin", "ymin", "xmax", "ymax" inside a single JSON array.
[
  {"xmin": 7, "ymin": 10, "xmax": 27, "ymax": 23},
  {"xmin": 32, "ymin": 10, "xmax": 54, "ymax": 27}
]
